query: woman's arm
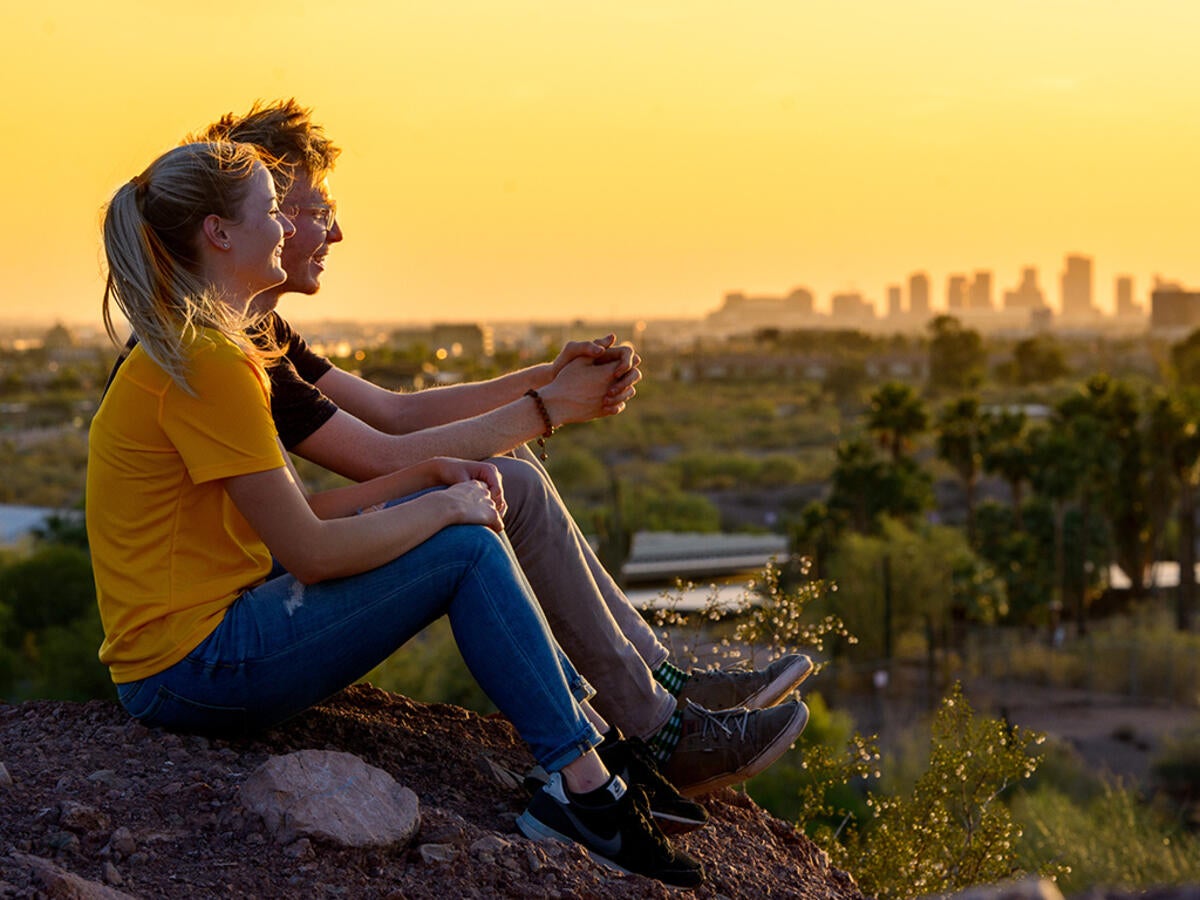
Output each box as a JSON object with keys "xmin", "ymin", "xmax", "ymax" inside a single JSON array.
[
  {"xmin": 224, "ymin": 461, "xmax": 504, "ymax": 585},
  {"xmin": 289, "ymin": 454, "xmax": 505, "ymax": 522}
]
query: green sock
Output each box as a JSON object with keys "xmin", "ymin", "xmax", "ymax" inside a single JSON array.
[
  {"xmin": 646, "ymin": 708, "xmax": 683, "ymax": 764},
  {"xmin": 652, "ymin": 659, "xmax": 688, "ymax": 695}
]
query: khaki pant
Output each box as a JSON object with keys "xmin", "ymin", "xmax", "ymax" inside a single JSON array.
[{"xmin": 495, "ymin": 445, "xmax": 676, "ymax": 740}]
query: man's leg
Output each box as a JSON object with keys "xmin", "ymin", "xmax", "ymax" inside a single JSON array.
[
  {"xmin": 494, "ymin": 453, "xmax": 676, "ymax": 740},
  {"xmin": 507, "ymin": 445, "xmax": 669, "ymax": 667},
  {"xmin": 501, "ymin": 446, "xmax": 814, "ymax": 714}
]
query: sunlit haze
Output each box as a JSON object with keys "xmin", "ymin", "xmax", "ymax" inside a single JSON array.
[{"xmin": 3, "ymin": 1, "xmax": 1199, "ymax": 327}]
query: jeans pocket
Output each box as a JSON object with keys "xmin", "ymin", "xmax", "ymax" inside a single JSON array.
[
  {"xmin": 116, "ymin": 679, "xmax": 152, "ymax": 718},
  {"xmin": 128, "ymin": 684, "xmax": 250, "ymax": 736}
]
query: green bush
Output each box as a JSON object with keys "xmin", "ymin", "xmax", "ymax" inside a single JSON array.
[
  {"xmin": 833, "ymin": 684, "xmax": 1044, "ymax": 899},
  {"xmin": 1013, "ymin": 782, "xmax": 1200, "ymax": 891},
  {"xmin": 32, "ymin": 604, "xmax": 112, "ymax": 701},
  {"xmin": 1152, "ymin": 726, "xmax": 1200, "ymax": 821},
  {"xmin": 745, "ymin": 692, "xmax": 875, "ymax": 829}
]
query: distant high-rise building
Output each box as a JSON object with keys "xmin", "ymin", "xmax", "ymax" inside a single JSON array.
[
  {"xmin": 783, "ymin": 288, "xmax": 815, "ymax": 315},
  {"xmin": 830, "ymin": 292, "xmax": 875, "ymax": 320},
  {"xmin": 706, "ymin": 288, "xmax": 816, "ymax": 333},
  {"xmin": 968, "ymin": 271, "xmax": 993, "ymax": 310},
  {"xmin": 887, "ymin": 285, "xmax": 902, "ymax": 318},
  {"xmin": 1003, "ymin": 267, "xmax": 1045, "ymax": 309},
  {"xmin": 1061, "ymin": 254, "xmax": 1096, "ymax": 318},
  {"xmin": 909, "ymin": 272, "xmax": 930, "ymax": 316},
  {"xmin": 1151, "ymin": 285, "xmax": 1200, "ymax": 331},
  {"xmin": 947, "ymin": 275, "xmax": 968, "ymax": 310},
  {"xmin": 1115, "ymin": 276, "xmax": 1140, "ymax": 316}
]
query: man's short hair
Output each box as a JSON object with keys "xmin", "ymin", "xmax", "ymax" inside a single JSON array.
[{"xmin": 191, "ymin": 99, "xmax": 341, "ymax": 188}]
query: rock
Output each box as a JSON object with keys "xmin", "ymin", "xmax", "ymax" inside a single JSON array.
[
  {"xmin": 240, "ymin": 749, "xmax": 420, "ymax": 849},
  {"xmin": 469, "ymin": 833, "xmax": 512, "ymax": 863},
  {"xmin": 101, "ymin": 827, "xmax": 136, "ymax": 858},
  {"xmin": 86, "ymin": 770, "xmax": 123, "ymax": 790},
  {"xmin": 419, "ymin": 843, "xmax": 457, "ymax": 864},
  {"xmin": 102, "ymin": 861, "xmax": 122, "ymax": 886},
  {"xmin": 11, "ymin": 851, "xmax": 140, "ymax": 900},
  {"xmin": 283, "ymin": 838, "xmax": 314, "ymax": 860},
  {"xmin": 59, "ymin": 802, "xmax": 110, "ymax": 835}
]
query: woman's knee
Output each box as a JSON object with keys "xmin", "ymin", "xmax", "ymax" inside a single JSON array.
[{"xmin": 430, "ymin": 522, "xmax": 508, "ymax": 562}]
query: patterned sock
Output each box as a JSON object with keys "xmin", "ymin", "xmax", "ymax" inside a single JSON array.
[
  {"xmin": 645, "ymin": 708, "xmax": 683, "ymax": 764},
  {"xmin": 652, "ymin": 659, "xmax": 688, "ymax": 696}
]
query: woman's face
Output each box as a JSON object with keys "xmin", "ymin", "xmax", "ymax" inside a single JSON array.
[{"xmin": 221, "ymin": 163, "xmax": 296, "ymax": 302}]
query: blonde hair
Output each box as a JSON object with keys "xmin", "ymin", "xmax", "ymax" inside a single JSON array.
[{"xmin": 102, "ymin": 141, "xmax": 270, "ymax": 391}]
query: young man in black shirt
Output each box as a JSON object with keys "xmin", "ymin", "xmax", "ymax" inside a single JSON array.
[{"xmin": 111, "ymin": 100, "xmax": 814, "ymax": 802}]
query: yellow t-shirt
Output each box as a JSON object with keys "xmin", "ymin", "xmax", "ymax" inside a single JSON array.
[{"xmin": 87, "ymin": 330, "xmax": 286, "ymax": 683}]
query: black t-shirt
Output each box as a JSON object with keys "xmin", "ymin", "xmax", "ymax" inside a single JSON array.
[{"xmin": 102, "ymin": 312, "xmax": 340, "ymax": 451}]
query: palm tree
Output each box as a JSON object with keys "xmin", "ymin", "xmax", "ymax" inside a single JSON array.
[
  {"xmin": 1147, "ymin": 389, "xmax": 1200, "ymax": 631},
  {"xmin": 867, "ymin": 381, "xmax": 928, "ymax": 463},
  {"xmin": 936, "ymin": 396, "xmax": 986, "ymax": 546},
  {"xmin": 1028, "ymin": 425, "xmax": 1080, "ymax": 638},
  {"xmin": 980, "ymin": 408, "xmax": 1032, "ymax": 532}
]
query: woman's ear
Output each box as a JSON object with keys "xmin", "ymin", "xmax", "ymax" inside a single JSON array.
[{"xmin": 201, "ymin": 214, "xmax": 231, "ymax": 250}]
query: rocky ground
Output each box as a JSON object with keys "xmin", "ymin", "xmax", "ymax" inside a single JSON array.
[{"xmin": 0, "ymin": 684, "xmax": 865, "ymax": 899}]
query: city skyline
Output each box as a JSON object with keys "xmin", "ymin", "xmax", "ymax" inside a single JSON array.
[{"xmin": 3, "ymin": 2, "xmax": 1200, "ymax": 327}]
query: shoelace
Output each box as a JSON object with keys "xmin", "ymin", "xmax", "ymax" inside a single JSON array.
[
  {"xmin": 687, "ymin": 701, "xmax": 753, "ymax": 741},
  {"xmin": 607, "ymin": 781, "xmax": 676, "ymax": 861}
]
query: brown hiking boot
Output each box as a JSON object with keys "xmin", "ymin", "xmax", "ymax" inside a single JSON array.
[
  {"xmin": 662, "ymin": 700, "xmax": 809, "ymax": 798},
  {"xmin": 677, "ymin": 653, "xmax": 813, "ymax": 712}
]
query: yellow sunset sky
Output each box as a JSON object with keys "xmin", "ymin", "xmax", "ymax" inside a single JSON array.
[{"xmin": 2, "ymin": 1, "xmax": 1198, "ymax": 326}]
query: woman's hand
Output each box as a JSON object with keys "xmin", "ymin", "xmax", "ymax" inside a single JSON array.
[
  {"xmin": 428, "ymin": 457, "xmax": 506, "ymax": 518},
  {"xmin": 439, "ymin": 479, "xmax": 505, "ymax": 533}
]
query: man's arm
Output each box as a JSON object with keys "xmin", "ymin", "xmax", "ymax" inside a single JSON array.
[
  {"xmin": 313, "ymin": 335, "xmax": 640, "ymax": 435},
  {"xmin": 294, "ymin": 355, "xmax": 632, "ymax": 481}
]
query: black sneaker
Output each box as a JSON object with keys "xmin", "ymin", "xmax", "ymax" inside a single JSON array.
[
  {"xmin": 523, "ymin": 737, "xmax": 708, "ymax": 834},
  {"xmin": 601, "ymin": 737, "xmax": 708, "ymax": 834},
  {"xmin": 516, "ymin": 772, "xmax": 705, "ymax": 888}
]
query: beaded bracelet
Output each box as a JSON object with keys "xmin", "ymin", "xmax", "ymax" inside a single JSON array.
[{"xmin": 524, "ymin": 388, "xmax": 557, "ymax": 461}]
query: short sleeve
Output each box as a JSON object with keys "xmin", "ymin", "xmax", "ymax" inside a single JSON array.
[
  {"xmin": 272, "ymin": 314, "xmax": 334, "ymax": 383},
  {"xmin": 160, "ymin": 338, "xmax": 286, "ymax": 484}
]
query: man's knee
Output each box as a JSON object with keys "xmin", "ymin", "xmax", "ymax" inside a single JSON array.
[{"xmin": 490, "ymin": 455, "xmax": 551, "ymax": 514}]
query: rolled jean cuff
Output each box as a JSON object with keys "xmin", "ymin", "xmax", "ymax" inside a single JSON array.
[
  {"xmin": 540, "ymin": 723, "xmax": 605, "ymax": 774},
  {"xmin": 568, "ymin": 673, "xmax": 596, "ymax": 705}
]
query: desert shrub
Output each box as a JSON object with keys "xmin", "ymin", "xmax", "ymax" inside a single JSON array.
[
  {"xmin": 832, "ymin": 684, "xmax": 1044, "ymax": 899},
  {"xmin": 1013, "ymin": 781, "xmax": 1200, "ymax": 891},
  {"xmin": 645, "ymin": 559, "xmax": 850, "ymax": 670},
  {"xmin": 745, "ymin": 692, "xmax": 876, "ymax": 830},
  {"xmin": 0, "ymin": 545, "xmax": 96, "ymax": 644},
  {"xmin": 969, "ymin": 613, "xmax": 1200, "ymax": 705},
  {"xmin": 1152, "ymin": 726, "xmax": 1200, "ymax": 822},
  {"xmin": 31, "ymin": 604, "xmax": 111, "ymax": 701}
]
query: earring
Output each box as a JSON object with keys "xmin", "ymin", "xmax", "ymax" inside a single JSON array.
[{"xmin": 222, "ymin": 241, "xmax": 230, "ymax": 249}]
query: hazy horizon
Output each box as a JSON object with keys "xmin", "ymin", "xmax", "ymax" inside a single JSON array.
[{"xmin": 3, "ymin": 3, "xmax": 1199, "ymax": 325}]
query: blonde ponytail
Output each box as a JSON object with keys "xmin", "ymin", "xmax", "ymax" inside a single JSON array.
[{"xmin": 101, "ymin": 142, "xmax": 269, "ymax": 392}]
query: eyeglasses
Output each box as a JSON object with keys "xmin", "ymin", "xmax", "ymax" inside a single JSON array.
[{"xmin": 283, "ymin": 201, "xmax": 337, "ymax": 231}]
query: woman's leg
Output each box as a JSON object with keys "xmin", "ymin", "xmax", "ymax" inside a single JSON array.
[{"xmin": 117, "ymin": 524, "xmax": 601, "ymax": 771}]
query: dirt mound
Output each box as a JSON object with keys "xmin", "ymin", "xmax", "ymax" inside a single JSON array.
[{"xmin": 0, "ymin": 684, "xmax": 865, "ymax": 899}]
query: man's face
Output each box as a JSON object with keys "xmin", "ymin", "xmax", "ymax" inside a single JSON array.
[{"xmin": 279, "ymin": 174, "xmax": 343, "ymax": 295}]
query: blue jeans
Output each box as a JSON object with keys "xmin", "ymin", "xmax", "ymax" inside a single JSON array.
[{"xmin": 116, "ymin": 522, "xmax": 602, "ymax": 773}]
